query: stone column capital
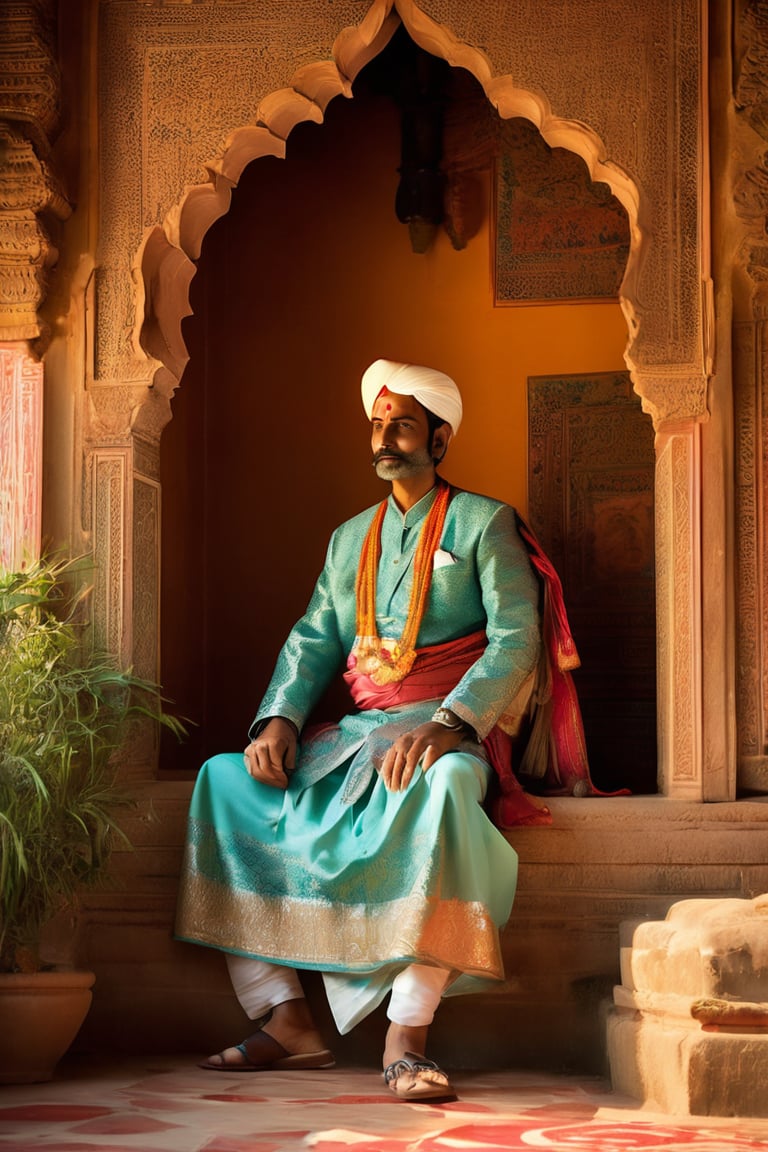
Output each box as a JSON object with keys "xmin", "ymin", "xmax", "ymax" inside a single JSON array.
[{"xmin": 0, "ymin": 0, "xmax": 70, "ymax": 342}]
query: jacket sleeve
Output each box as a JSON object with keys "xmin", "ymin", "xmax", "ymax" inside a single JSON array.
[{"xmin": 440, "ymin": 502, "xmax": 541, "ymax": 739}]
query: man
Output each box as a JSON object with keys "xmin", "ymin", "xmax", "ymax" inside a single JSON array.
[{"xmin": 175, "ymin": 359, "xmax": 542, "ymax": 1102}]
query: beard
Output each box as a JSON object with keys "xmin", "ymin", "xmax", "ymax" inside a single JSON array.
[{"xmin": 373, "ymin": 446, "xmax": 434, "ymax": 480}]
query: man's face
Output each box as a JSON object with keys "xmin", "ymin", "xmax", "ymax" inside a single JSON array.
[{"xmin": 370, "ymin": 390, "xmax": 435, "ymax": 481}]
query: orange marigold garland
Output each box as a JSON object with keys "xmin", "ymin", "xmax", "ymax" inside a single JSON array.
[{"xmin": 350, "ymin": 480, "xmax": 450, "ymax": 685}]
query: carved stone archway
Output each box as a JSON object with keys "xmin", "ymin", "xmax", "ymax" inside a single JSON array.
[
  {"xmin": 132, "ymin": 5, "xmax": 674, "ymax": 412},
  {"xmin": 6, "ymin": 0, "xmax": 759, "ymax": 1068},
  {"xmin": 81, "ymin": 0, "xmax": 719, "ymax": 799}
]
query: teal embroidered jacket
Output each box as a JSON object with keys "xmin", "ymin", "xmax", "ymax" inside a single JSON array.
[{"xmin": 251, "ymin": 485, "xmax": 541, "ymax": 744}]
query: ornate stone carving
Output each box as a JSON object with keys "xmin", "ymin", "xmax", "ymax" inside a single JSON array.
[
  {"xmin": 86, "ymin": 383, "xmax": 157, "ymax": 445},
  {"xmin": 735, "ymin": 1, "xmax": 768, "ymax": 141},
  {"xmin": 132, "ymin": 475, "xmax": 160, "ymax": 683},
  {"xmin": 80, "ymin": 0, "xmax": 717, "ymax": 802},
  {"xmin": 630, "ymin": 370, "xmax": 709, "ymax": 432},
  {"xmin": 0, "ymin": 1, "xmax": 69, "ymax": 341},
  {"xmin": 733, "ymin": 316, "xmax": 768, "ymax": 793},
  {"xmin": 734, "ymin": 3, "xmax": 768, "ymax": 286},
  {"xmin": 0, "ymin": 123, "xmax": 69, "ymax": 340},
  {"xmin": 132, "ymin": 433, "xmax": 160, "ymax": 485},
  {"xmin": 733, "ymin": 322, "xmax": 761, "ymax": 759},
  {"xmin": 96, "ymin": 0, "xmax": 394, "ymax": 386},
  {"xmin": 101, "ymin": 0, "xmax": 707, "ymax": 429},
  {"xmin": 0, "ymin": 344, "xmax": 42, "ymax": 567},
  {"xmin": 732, "ymin": 2, "xmax": 768, "ymax": 792},
  {"xmin": 655, "ymin": 428, "xmax": 701, "ymax": 796},
  {"xmin": 0, "ymin": 0, "xmax": 60, "ymax": 149},
  {"xmin": 403, "ymin": 0, "xmax": 706, "ymax": 391},
  {"xmin": 83, "ymin": 364, "xmax": 170, "ymax": 670},
  {"xmin": 83, "ymin": 450, "xmax": 128, "ymax": 661}
]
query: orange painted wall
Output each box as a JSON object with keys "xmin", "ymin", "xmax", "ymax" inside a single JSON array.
[{"xmin": 160, "ymin": 72, "xmax": 629, "ymax": 766}]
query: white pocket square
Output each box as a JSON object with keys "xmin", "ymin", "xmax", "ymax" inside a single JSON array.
[{"xmin": 433, "ymin": 548, "xmax": 457, "ymax": 569}]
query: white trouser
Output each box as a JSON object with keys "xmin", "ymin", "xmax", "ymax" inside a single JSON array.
[
  {"xmin": 227, "ymin": 954, "xmax": 450, "ymax": 1027},
  {"xmin": 386, "ymin": 963, "xmax": 452, "ymax": 1025},
  {"xmin": 226, "ymin": 954, "xmax": 303, "ymax": 1019}
]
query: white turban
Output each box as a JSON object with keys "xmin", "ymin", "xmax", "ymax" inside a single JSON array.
[{"xmin": 361, "ymin": 359, "xmax": 463, "ymax": 435}]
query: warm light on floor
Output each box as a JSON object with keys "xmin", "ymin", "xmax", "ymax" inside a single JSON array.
[{"xmin": 1, "ymin": 1057, "xmax": 768, "ymax": 1150}]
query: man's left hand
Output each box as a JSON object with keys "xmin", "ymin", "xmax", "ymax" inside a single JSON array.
[{"xmin": 381, "ymin": 722, "xmax": 467, "ymax": 792}]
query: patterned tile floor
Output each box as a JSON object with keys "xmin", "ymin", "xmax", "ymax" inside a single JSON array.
[{"xmin": 2, "ymin": 1057, "xmax": 768, "ymax": 1151}]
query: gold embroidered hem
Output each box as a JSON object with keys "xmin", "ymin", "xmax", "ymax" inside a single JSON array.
[
  {"xmin": 175, "ymin": 749, "xmax": 518, "ymax": 1030},
  {"xmin": 176, "ymin": 873, "xmax": 504, "ymax": 981}
]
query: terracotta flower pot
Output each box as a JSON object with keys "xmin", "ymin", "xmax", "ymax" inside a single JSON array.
[{"xmin": 0, "ymin": 969, "xmax": 95, "ymax": 1084}]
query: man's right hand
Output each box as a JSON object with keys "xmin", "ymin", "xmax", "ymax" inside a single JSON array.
[{"xmin": 244, "ymin": 717, "xmax": 297, "ymax": 790}]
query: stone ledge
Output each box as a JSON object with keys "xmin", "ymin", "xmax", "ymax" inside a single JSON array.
[
  {"xmin": 613, "ymin": 985, "xmax": 703, "ymax": 1018},
  {"xmin": 140, "ymin": 779, "xmax": 768, "ymax": 829},
  {"xmin": 149, "ymin": 774, "xmax": 768, "ymax": 820},
  {"xmin": 520, "ymin": 795, "xmax": 768, "ymax": 830},
  {"xmin": 608, "ymin": 893, "xmax": 768, "ymax": 1114},
  {"xmin": 608, "ymin": 1009, "xmax": 768, "ymax": 1116},
  {"xmin": 617, "ymin": 894, "xmax": 768, "ymax": 999}
]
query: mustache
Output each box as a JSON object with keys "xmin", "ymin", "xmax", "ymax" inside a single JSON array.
[{"xmin": 372, "ymin": 449, "xmax": 408, "ymax": 464}]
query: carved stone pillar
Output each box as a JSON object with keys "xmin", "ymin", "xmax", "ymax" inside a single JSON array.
[
  {"xmin": 732, "ymin": 0, "xmax": 768, "ymax": 793},
  {"xmin": 0, "ymin": 344, "xmax": 43, "ymax": 568},
  {"xmin": 0, "ymin": 1, "xmax": 70, "ymax": 344},
  {"xmin": 654, "ymin": 421, "xmax": 703, "ymax": 798},
  {"xmin": 734, "ymin": 303, "xmax": 768, "ymax": 792},
  {"xmin": 0, "ymin": 1, "xmax": 69, "ymax": 567},
  {"xmin": 83, "ymin": 385, "xmax": 171, "ymax": 681},
  {"xmin": 81, "ymin": 384, "xmax": 172, "ymax": 780}
]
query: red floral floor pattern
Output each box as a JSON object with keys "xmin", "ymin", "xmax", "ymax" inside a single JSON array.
[{"xmin": 0, "ymin": 1058, "xmax": 767, "ymax": 1152}]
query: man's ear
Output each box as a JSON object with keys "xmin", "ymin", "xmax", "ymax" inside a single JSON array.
[{"xmin": 432, "ymin": 423, "xmax": 452, "ymax": 463}]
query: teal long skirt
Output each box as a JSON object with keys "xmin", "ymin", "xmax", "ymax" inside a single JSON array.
[{"xmin": 175, "ymin": 745, "xmax": 519, "ymax": 1033}]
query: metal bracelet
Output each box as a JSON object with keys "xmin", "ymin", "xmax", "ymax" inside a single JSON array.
[{"xmin": 431, "ymin": 707, "xmax": 466, "ymax": 730}]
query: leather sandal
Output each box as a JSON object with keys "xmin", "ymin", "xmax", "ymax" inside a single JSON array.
[
  {"xmin": 199, "ymin": 1029, "xmax": 335, "ymax": 1071},
  {"xmin": 383, "ymin": 1051, "xmax": 457, "ymax": 1102}
]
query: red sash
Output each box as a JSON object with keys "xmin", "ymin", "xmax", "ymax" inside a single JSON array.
[
  {"xmin": 344, "ymin": 629, "xmax": 553, "ymax": 827},
  {"xmin": 343, "ymin": 629, "xmax": 487, "ymax": 711},
  {"xmin": 342, "ymin": 514, "xmax": 629, "ymax": 828},
  {"xmin": 514, "ymin": 514, "xmax": 629, "ymax": 802}
]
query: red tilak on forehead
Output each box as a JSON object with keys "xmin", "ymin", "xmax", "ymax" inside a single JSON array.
[{"xmin": 374, "ymin": 385, "xmax": 393, "ymax": 413}]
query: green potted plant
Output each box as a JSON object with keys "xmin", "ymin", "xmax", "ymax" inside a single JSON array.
[{"xmin": 0, "ymin": 557, "xmax": 184, "ymax": 1083}]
